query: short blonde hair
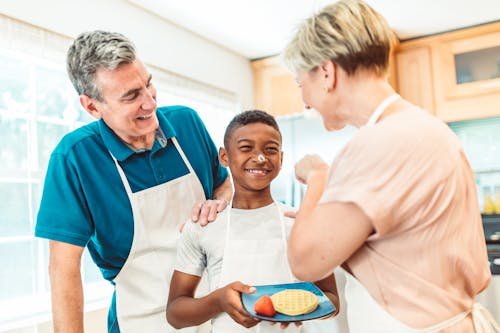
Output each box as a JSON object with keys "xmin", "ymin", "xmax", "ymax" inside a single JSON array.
[{"xmin": 282, "ymin": 0, "xmax": 398, "ymax": 76}]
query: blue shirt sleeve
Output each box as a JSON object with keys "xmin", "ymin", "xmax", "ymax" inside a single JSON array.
[{"xmin": 35, "ymin": 151, "xmax": 92, "ymax": 247}]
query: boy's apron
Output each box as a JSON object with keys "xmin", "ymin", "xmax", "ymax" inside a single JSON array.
[{"xmin": 211, "ymin": 202, "xmax": 300, "ymax": 333}]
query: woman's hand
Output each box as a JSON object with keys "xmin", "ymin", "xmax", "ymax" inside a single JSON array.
[
  {"xmin": 215, "ymin": 281, "xmax": 260, "ymax": 328},
  {"xmin": 294, "ymin": 154, "xmax": 329, "ymax": 185}
]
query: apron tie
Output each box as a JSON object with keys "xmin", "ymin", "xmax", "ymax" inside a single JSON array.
[{"xmin": 472, "ymin": 302, "xmax": 500, "ymax": 333}]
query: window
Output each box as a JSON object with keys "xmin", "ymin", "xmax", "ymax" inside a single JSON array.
[{"xmin": 0, "ymin": 14, "xmax": 237, "ymax": 330}]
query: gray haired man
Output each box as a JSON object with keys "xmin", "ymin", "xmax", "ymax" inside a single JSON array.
[{"xmin": 36, "ymin": 30, "xmax": 231, "ymax": 332}]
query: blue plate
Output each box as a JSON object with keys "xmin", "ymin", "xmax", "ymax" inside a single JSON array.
[{"xmin": 241, "ymin": 281, "xmax": 335, "ymax": 322}]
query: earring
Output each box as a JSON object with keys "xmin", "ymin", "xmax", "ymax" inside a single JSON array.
[{"xmin": 324, "ymin": 86, "xmax": 329, "ymax": 92}]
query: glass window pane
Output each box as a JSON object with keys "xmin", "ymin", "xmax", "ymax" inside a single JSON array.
[
  {"xmin": 83, "ymin": 248, "xmax": 104, "ymax": 284},
  {"xmin": 0, "ymin": 240, "xmax": 35, "ymax": 300},
  {"xmin": 0, "ymin": 116, "xmax": 28, "ymax": 177},
  {"xmin": 32, "ymin": 182, "xmax": 42, "ymax": 223},
  {"xmin": 0, "ymin": 55, "xmax": 31, "ymax": 114},
  {"xmin": 34, "ymin": 239, "xmax": 51, "ymax": 293},
  {"xmin": 455, "ymin": 45, "xmax": 500, "ymax": 84},
  {"xmin": 0, "ymin": 183, "xmax": 30, "ymax": 237},
  {"xmin": 37, "ymin": 122, "xmax": 70, "ymax": 171},
  {"xmin": 35, "ymin": 66, "xmax": 72, "ymax": 119}
]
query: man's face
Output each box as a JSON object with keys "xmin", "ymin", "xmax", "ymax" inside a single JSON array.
[
  {"xmin": 88, "ymin": 59, "xmax": 158, "ymax": 148},
  {"xmin": 221, "ymin": 122, "xmax": 283, "ymax": 194}
]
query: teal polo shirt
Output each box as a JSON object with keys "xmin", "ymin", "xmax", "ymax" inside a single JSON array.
[{"xmin": 35, "ymin": 105, "xmax": 228, "ymax": 281}]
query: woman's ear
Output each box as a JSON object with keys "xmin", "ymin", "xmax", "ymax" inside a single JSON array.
[
  {"xmin": 219, "ymin": 147, "xmax": 229, "ymax": 167},
  {"xmin": 80, "ymin": 94, "xmax": 102, "ymax": 119},
  {"xmin": 321, "ymin": 60, "xmax": 336, "ymax": 91}
]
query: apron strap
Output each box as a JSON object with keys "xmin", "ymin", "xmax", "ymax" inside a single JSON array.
[
  {"xmin": 364, "ymin": 93, "xmax": 400, "ymax": 127},
  {"xmin": 472, "ymin": 302, "xmax": 500, "ymax": 333},
  {"xmin": 110, "ymin": 153, "xmax": 134, "ymax": 198},
  {"xmin": 109, "ymin": 136, "xmax": 196, "ymax": 198},
  {"xmin": 171, "ymin": 137, "xmax": 196, "ymax": 174}
]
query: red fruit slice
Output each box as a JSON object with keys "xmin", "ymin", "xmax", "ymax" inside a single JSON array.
[{"xmin": 254, "ymin": 295, "xmax": 276, "ymax": 317}]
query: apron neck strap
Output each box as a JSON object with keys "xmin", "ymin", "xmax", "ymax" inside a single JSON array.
[
  {"xmin": 365, "ymin": 94, "xmax": 400, "ymax": 127},
  {"xmin": 109, "ymin": 136, "xmax": 196, "ymax": 198}
]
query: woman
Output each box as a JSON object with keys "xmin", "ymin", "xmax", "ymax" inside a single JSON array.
[{"xmin": 282, "ymin": 0, "xmax": 499, "ymax": 332}]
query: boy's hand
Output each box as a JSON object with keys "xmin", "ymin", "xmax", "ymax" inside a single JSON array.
[
  {"xmin": 191, "ymin": 199, "xmax": 229, "ymax": 226},
  {"xmin": 216, "ymin": 281, "xmax": 260, "ymax": 328}
]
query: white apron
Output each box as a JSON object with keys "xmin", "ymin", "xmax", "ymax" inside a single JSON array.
[
  {"xmin": 345, "ymin": 94, "xmax": 500, "ymax": 333},
  {"xmin": 211, "ymin": 201, "xmax": 301, "ymax": 333},
  {"xmin": 111, "ymin": 137, "xmax": 206, "ymax": 333}
]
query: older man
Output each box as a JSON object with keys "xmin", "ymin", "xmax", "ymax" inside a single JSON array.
[{"xmin": 35, "ymin": 30, "xmax": 231, "ymax": 333}]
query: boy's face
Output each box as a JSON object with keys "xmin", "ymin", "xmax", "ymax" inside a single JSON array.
[{"xmin": 220, "ymin": 122, "xmax": 283, "ymax": 194}]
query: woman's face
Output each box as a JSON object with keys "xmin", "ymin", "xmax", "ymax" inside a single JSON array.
[
  {"xmin": 296, "ymin": 67, "xmax": 323, "ymax": 112},
  {"xmin": 296, "ymin": 65, "xmax": 346, "ymax": 131}
]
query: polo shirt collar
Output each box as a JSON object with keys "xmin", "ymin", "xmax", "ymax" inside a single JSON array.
[{"xmin": 99, "ymin": 110, "xmax": 177, "ymax": 162}]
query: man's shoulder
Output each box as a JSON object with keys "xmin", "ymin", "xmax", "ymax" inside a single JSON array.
[
  {"xmin": 157, "ymin": 105, "xmax": 205, "ymax": 138},
  {"xmin": 53, "ymin": 121, "xmax": 101, "ymax": 155},
  {"xmin": 157, "ymin": 105, "xmax": 199, "ymax": 121}
]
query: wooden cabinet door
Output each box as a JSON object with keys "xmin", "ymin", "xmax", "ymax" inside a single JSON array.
[
  {"xmin": 395, "ymin": 46, "xmax": 435, "ymax": 113},
  {"xmin": 431, "ymin": 23, "xmax": 500, "ymax": 122},
  {"xmin": 252, "ymin": 57, "xmax": 304, "ymax": 117}
]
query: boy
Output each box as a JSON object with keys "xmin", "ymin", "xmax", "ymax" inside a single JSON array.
[{"xmin": 166, "ymin": 110, "xmax": 339, "ymax": 332}]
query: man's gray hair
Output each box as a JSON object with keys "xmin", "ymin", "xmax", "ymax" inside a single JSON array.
[{"xmin": 67, "ymin": 30, "xmax": 136, "ymax": 101}]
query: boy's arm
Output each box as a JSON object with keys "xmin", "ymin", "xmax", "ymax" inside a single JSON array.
[
  {"xmin": 166, "ymin": 271, "xmax": 260, "ymax": 329},
  {"xmin": 314, "ymin": 273, "xmax": 340, "ymax": 317}
]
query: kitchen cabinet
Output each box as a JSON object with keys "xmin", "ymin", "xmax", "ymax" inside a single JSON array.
[
  {"xmin": 395, "ymin": 21, "xmax": 500, "ymax": 122},
  {"xmin": 251, "ymin": 56, "xmax": 304, "ymax": 117},
  {"xmin": 395, "ymin": 46, "xmax": 435, "ymax": 113}
]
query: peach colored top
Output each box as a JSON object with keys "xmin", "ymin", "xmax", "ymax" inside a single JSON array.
[{"xmin": 319, "ymin": 107, "xmax": 491, "ymax": 331}]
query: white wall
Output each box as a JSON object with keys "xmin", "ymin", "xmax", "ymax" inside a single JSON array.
[{"xmin": 0, "ymin": 0, "xmax": 254, "ymax": 109}]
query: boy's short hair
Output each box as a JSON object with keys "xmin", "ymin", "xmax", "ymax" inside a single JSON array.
[{"xmin": 224, "ymin": 110, "xmax": 281, "ymax": 148}]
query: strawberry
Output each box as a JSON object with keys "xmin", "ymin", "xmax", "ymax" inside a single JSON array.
[{"xmin": 254, "ymin": 295, "xmax": 276, "ymax": 317}]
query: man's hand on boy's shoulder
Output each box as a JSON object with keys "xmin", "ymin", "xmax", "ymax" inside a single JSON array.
[{"xmin": 191, "ymin": 199, "xmax": 229, "ymax": 226}]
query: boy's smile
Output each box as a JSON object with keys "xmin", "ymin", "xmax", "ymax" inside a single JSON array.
[{"xmin": 245, "ymin": 168, "xmax": 271, "ymax": 175}]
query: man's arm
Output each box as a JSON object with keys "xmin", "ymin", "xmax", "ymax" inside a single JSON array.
[
  {"xmin": 167, "ymin": 271, "xmax": 259, "ymax": 329},
  {"xmin": 192, "ymin": 176, "xmax": 233, "ymax": 225},
  {"xmin": 49, "ymin": 240, "xmax": 85, "ymax": 333}
]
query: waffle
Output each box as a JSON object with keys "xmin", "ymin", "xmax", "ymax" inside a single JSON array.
[{"xmin": 270, "ymin": 289, "xmax": 319, "ymax": 316}]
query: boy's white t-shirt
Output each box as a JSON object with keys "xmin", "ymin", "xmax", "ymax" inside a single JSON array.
[{"xmin": 175, "ymin": 203, "xmax": 293, "ymax": 292}]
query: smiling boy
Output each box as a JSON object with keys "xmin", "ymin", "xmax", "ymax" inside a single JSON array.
[{"xmin": 166, "ymin": 110, "xmax": 339, "ymax": 332}]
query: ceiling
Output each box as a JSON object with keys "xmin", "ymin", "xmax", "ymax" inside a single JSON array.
[{"xmin": 128, "ymin": 0, "xmax": 500, "ymax": 60}]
